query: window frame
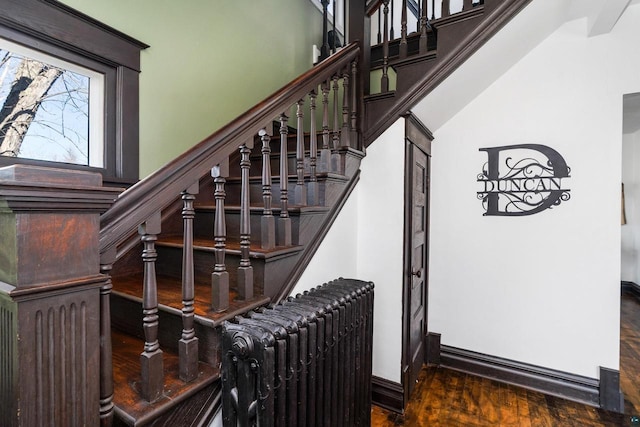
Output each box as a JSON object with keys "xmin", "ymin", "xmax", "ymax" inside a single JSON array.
[{"xmin": 0, "ymin": 0, "xmax": 148, "ymax": 186}]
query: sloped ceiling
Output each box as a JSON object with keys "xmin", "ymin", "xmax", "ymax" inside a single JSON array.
[{"xmin": 411, "ymin": 0, "xmax": 634, "ymax": 134}]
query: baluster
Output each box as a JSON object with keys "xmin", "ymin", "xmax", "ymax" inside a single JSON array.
[
  {"xmin": 341, "ymin": 67, "xmax": 350, "ymax": 148},
  {"xmin": 350, "ymin": 60, "xmax": 359, "ymax": 148},
  {"xmin": 332, "ymin": 0, "xmax": 337, "ymax": 53},
  {"xmin": 238, "ymin": 143, "xmax": 254, "ymax": 300},
  {"xmin": 180, "ymin": 183, "xmax": 199, "ymax": 382},
  {"xmin": 431, "ymin": 0, "xmax": 435, "ymax": 19},
  {"xmin": 331, "ymin": 74, "xmax": 342, "ymax": 173},
  {"xmin": 400, "ymin": 0, "xmax": 408, "ymax": 59},
  {"xmin": 463, "ymin": 0, "xmax": 473, "ymax": 11},
  {"xmin": 381, "ymin": 0, "xmax": 390, "ymax": 92},
  {"xmin": 139, "ymin": 213, "xmax": 164, "ymax": 402},
  {"xmin": 295, "ymin": 99, "xmax": 307, "ymax": 206},
  {"xmin": 390, "ymin": 0, "xmax": 395, "ymax": 40},
  {"xmin": 417, "ymin": 0, "xmax": 421, "ymax": 31},
  {"xmin": 442, "ymin": 0, "xmax": 450, "ymax": 17},
  {"xmin": 278, "ymin": 114, "xmax": 292, "ymax": 246},
  {"xmin": 377, "ymin": 10, "xmax": 382, "ymax": 44},
  {"xmin": 419, "ymin": 0, "xmax": 428, "ymax": 54},
  {"xmin": 308, "ymin": 90, "xmax": 319, "ymax": 205},
  {"xmin": 99, "ymin": 250, "xmax": 115, "ymax": 427},
  {"xmin": 211, "ymin": 161, "xmax": 229, "ymax": 312},
  {"xmin": 321, "ymin": 0, "xmax": 330, "ymax": 59},
  {"xmin": 260, "ymin": 130, "xmax": 276, "ymax": 250},
  {"xmin": 332, "ymin": 74, "xmax": 340, "ymax": 151},
  {"xmin": 319, "ymin": 81, "xmax": 331, "ymax": 172}
]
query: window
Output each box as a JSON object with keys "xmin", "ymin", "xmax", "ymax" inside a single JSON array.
[
  {"xmin": 0, "ymin": 0, "xmax": 147, "ymax": 186},
  {"xmin": 0, "ymin": 37, "xmax": 104, "ymax": 167}
]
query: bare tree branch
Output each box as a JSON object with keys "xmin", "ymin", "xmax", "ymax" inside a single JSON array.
[{"xmin": 0, "ymin": 58, "xmax": 62, "ymax": 156}]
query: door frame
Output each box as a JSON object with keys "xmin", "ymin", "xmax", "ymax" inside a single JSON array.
[{"xmin": 401, "ymin": 113, "xmax": 433, "ymax": 404}]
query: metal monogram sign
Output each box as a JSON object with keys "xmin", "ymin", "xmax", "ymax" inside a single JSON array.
[{"xmin": 477, "ymin": 144, "xmax": 571, "ymax": 216}]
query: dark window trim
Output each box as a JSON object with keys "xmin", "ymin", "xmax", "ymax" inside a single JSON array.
[{"xmin": 0, "ymin": 0, "xmax": 149, "ymax": 186}]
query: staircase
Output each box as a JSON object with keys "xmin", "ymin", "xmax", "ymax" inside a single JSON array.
[
  {"xmin": 98, "ymin": 1, "xmax": 535, "ymax": 425},
  {"xmin": 0, "ymin": 1, "xmax": 535, "ymax": 426},
  {"xmin": 96, "ymin": 44, "xmax": 363, "ymax": 425}
]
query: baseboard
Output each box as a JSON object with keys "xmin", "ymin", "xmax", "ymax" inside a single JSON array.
[
  {"xmin": 426, "ymin": 332, "xmax": 441, "ymax": 365},
  {"xmin": 371, "ymin": 376, "xmax": 404, "ymax": 414},
  {"xmin": 621, "ymin": 281, "xmax": 640, "ymax": 299},
  {"xmin": 599, "ymin": 367, "xmax": 624, "ymax": 413},
  {"xmin": 440, "ymin": 345, "xmax": 601, "ymax": 407}
]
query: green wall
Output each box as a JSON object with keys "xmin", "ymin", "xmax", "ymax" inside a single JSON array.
[{"xmin": 60, "ymin": 0, "xmax": 325, "ymax": 177}]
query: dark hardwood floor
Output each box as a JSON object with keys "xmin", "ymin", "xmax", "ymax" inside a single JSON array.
[{"xmin": 371, "ymin": 292, "xmax": 640, "ymax": 426}]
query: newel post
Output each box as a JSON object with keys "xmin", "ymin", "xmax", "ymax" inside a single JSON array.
[{"xmin": 0, "ymin": 165, "xmax": 119, "ymax": 427}]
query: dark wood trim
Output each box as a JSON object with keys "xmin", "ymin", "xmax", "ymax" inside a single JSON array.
[
  {"xmin": 371, "ymin": 376, "xmax": 405, "ymax": 414},
  {"xmin": 440, "ymin": 345, "xmax": 601, "ymax": 407},
  {"xmin": 404, "ymin": 112, "xmax": 433, "ymax": 155},
  {"xmin": 0, "ymin": 0, "xmax": 146, "ymax": 185},
  {"xmin": 621, "ymin": 281, "xmax": 640, "ymax": 300},
  {"xmin": 426, "ymin": 332, "xmax": 441, "ymax": 365},
  {"xmin": 599, "ymin": 367, "xmax": 624, "ymax": 413},
  {"xmin": 363, "ymin": 0, "xmax": 533, "ymax": 145},
  {"xmin": 401, "ymin": 114, "xmax": 433, "ymax": 409}
]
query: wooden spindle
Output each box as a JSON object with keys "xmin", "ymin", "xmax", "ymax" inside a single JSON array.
[
  {"xmin": 278, "ymin": 114, "xmax": 292, "ymax": 246},
  {"xmin": 308, "ymin": 91, "xmax": 319, "ymax": 205},
  {"xmin": 295, "ymin": 99, "xmax": 307, "ymax": 206},
  {"xmin": 332, "ymin": 0, "xmax": 337, "ymax": 53},
  {"xmin": 350, "ymin": 60, "xmax": 359, "ymax": 148},
  {"xmin": 419, "ymin": 0, "xmax": 428, "ymax": 54},
  {"xmin": 321, "ymin": 0, "xmax": 330, "ymax": 59},
  {"xmin": 99, "ymin": 251, "xmax": 115, "ymax": 427},
  {"xmin": 320, "ymin": 81, "xmax": 331, "ymax": 172},
  {"xmin": 390, "ymin": 0, "xmax": 395, "ymax": 40},
  {"xmin": 417, "ymin": 0, "xmax": 421, "ymax": 31},
  {"xmin": 260, "ymin": 129, "xmax": 276, "ymax": 250},
  {"xmin": 377, "ymin": 9, "xmax": 382, "ymax": 44},
  {"xmin": 237, "ymin": 143, "xmax": 254, "ymax": 300},
  {"xmin": 211, "ymin": 161, "xmax": 229, "ymax": 312},
  {"xmin": 400, "ymin": 0, "xmax": 408, "ymax": 59},
  {"xmin": 332, "ymin": 74, "xmax": 340, "ymax": 151},
  {"xmin": 179, "ymin": 183, "xmax": 199, "ymax": 382},
  {"xmin": 381, "ymin": 0, "xmax": 390, "ymax": 92},
  {"xmin": 431, "ymin": 0, "xmax": 435, "ymax": 19},
  {"xmin": 442, "ymin": 0, "xmax": 450, "ymax": 17},
  {"xmin": 139, "ymin": 213, "xmax": 164, "ymax": 402},
  {"xmin": 463, "ymin": 0, "xmax": 473, "ymax": 11},
  {"xmin": 341, "ymin": 68, "xmax": 350, "ymax": 147}
]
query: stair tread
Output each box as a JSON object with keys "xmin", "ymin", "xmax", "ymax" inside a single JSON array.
[
  {"xmin": 112, "ymin": 273, "xmax": 271, "ymax": 323},
  {"xmin": 111, "ymin": 329, "xmax": 219, "ymax": 426},
  {"xmin": 157, "ymin": 235, "xmax": 305, "ymax": 258}
]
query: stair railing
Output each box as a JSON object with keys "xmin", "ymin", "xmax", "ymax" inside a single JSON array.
[{"xmin": 98, "ymin": 42, "xmax": 360, "ymax": 422}]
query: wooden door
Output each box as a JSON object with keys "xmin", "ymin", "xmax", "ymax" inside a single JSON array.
[{"xmin": 403, "ymin": 118, "xmax": 431, "ymax": 398}]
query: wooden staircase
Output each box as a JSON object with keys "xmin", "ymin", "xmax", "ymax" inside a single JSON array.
[{"xmin": 97, "ymin": 44, "xmax": 364, "ymax": 424}]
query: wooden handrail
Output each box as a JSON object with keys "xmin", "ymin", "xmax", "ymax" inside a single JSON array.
[{"xmin": 100, "ymin": 42, "xmax": 360, "ymax": 257}]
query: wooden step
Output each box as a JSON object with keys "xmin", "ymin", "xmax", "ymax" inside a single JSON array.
[
  {"xmin": 111, "ymin": 329, "xmax": 218, "ymax": 427},
  {"xmin": 110, "ymin": 272, "xmax": 271, "ymax": 367},
  {"xmin": 154, "ymin": 236, "xmax": 305, "ymax": 298}
]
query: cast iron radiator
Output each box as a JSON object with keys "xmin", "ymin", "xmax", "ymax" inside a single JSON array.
[{"xmin": 221, "ymin": 278, "xmax": 374, "ymax": 427}]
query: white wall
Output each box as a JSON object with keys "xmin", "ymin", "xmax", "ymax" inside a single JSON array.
[
  {"xmin": 294, "ymin": 119, "xmax": 406, "ymax": 382},
  {"xmin": 422, "ymin": 3, "xmax": 640, "ymax": 378},
  {"xmin": 622, "ymin": 129, "xmax": 640, "ymax": 284}
]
